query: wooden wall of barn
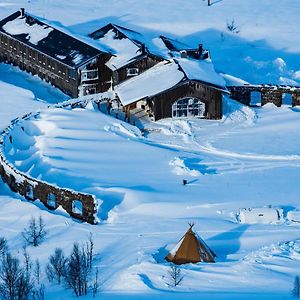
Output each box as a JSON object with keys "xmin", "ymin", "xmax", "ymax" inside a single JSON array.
[{"xmin": 148, "ymin": 81, "xmax": 222, "ymax": 120}]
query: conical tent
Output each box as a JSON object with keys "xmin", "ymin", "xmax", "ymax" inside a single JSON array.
[{"xmin": 165, "ymin": 224, "xmax": 216, "ymax": 264}]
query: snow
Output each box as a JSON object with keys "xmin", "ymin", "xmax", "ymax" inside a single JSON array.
[
  {"xmin": 176, "ymin": 57, "xmax": 226, "ymax": 89},
  {"xmin": 238, "ymin": 207, "xmax": 283, "ymax": 224},
  {"xmin": 97, "ymin": 29, "xmax": 141, "ymax": 70},
  {"xmin": 287, "ymin": 210, "xmax": 300, "ymax": 223},
  {"xmin": 0, "ymin": 1, "xmax": 300, "ymax": 299},
  {"xmin": 115, "ymin": 61, "xmax": 184, "ymax": 106},
  {"xmin": 2, "ymin": 16, "xmax": 53, "ymax": 45}
]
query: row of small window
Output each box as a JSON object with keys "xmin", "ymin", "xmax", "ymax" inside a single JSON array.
[{"xmin": 0, "ymin": 34, "xmax": 75, "ymax": 79}]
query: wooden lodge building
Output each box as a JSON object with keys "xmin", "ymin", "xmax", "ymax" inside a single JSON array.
[
  {"xmin": 0, "ymin": 8, "xmax": 112, "ymax": 97},
  {"xmin": 0, "ymin": 9, "xmax": 227, "ymax": 120}
]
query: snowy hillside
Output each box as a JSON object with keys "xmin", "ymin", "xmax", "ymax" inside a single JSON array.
[{"xmin": 0, "ymin": 1, "xmax": 300, "ymax": 299}]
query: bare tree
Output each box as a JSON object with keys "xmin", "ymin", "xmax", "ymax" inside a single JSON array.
[
  {"xmin": 34, "ymin": 260, "xmax": 41, "ymax": 286},
  {"xmin": 0, "ymin": 252, "xmax": 33, "ymax": 300},
  {"xmin": 22, "ymin": 216, "xmax": 47, "ymax": 247},
  {"xmin": 0, "ymin": 237, "xmax": 8, "ymax": 256},
  {"xmin": 65, "ymin": 243, "xmax": 90, "ymax": 296},
  {"xmin": 86, "ymin": 232, "xmax": 94, "ymax": 269},
  {"xmin": 22, "ymin": 247, "xmax": 32, "ymax": 278},
  {"xmin": 293, "ymin": 275, "xmax": 300, "ymax": 298},
  {"xmin": 167, "ymin": 263, "xmax": 184, "ymax": 287},
  {"xmin": 32, "ymin": 284, "xmax": 45, "ymax": 300},
  {"xmin": 46, "ymin": 248, "xmax": 67, "ymax": 285},
  {"xmin": 226, "ymin": 19, "xmax": 240, "ymax": 34},
  {"xmin": 92, "ymin": 268, "xmax": 99, "ymax": 298}
]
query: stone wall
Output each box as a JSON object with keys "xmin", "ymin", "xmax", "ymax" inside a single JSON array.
[
  {"xmin": 0, "ymin": 99, "xmax": 98, "ymax": 224},
  {"xmin": 228, "ymin": 85, "xmax": 300, "ymax": 107}
]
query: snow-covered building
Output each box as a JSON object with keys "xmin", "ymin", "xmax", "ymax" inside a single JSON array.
[
  {"xmin": 0, "ymin": 10, "xmax": 227, "ymax": 120},
  {"xmin": 0, "ymin": 8, "xmax": 112, "ymax": 97},
  {"xmin": 89, "ymin": 23, "xmax": 164, "ymax": 85},
  {"xmin": 114, "ymin": 44, "xmax": 227, "ymax": 120}
]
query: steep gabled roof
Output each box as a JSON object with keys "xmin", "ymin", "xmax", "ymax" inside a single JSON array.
[
  {"xmin": 89, "ymin": 23, "xmax": 146, "ymax": 70},
  {"xmin": 160, "ymin": 35, "xmax": 194, "ymax": 52},
  {"xmin": 0, "ymin": 10, "xmax": 106, "ymax": 68}
]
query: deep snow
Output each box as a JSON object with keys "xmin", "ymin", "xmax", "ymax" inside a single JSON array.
[{"xmin": 0, "ymin": 1, "xmax": 300, "ymax": 299}]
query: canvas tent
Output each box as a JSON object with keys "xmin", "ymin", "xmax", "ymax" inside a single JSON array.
[{"xmin": 165, "ymin": 224, "xmax": 216, "ymax": 264}]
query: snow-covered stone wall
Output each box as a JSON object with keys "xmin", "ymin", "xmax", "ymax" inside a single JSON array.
[{"xmin": 0, "ymin": 100, "xmax": 97, "ymax": 224}]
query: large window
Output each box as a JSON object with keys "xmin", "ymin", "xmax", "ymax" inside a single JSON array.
[{"xmin": 172, "ymin": 97, "xmax": 206, "ymax": 118}]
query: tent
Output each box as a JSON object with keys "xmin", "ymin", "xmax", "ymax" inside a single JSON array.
[{"xmin": 165, "ymin": 224, "xmax": 216, "ymax": 264}]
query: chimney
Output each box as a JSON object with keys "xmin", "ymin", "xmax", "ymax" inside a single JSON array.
[
  {"xmin": 198, "ymin": 44, "xmax": 203, "ymax": 55},
  {"xmin": 20, "ymin": 8, "xmax": 25, "ymax": 17}
]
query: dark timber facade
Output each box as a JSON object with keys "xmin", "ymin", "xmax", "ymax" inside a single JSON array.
[
  {"xmin": 0, "ymin": 9, "xmax": 112, "ymax": 97},
  {"xmin": 90, "ymin": 23, "xmax": 164, "ymax": 86}
]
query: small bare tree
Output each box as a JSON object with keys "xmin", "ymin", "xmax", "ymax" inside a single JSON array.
[
  {"xmin": 92, "ymin": 268, "xmax": 99, "ymax": 298},
  {"xmin": 22, "ymin": 216, "xmax": 47, "ymax": 247},
  {"xmin": 65, "ymin": 243, "xmax": 90, "ymax": 296},
  {"xmin": 0, "ymin": 252, "xmax": 33, "ymax": 300},
  {"xmin": 293, "ymin": 275, "xmax": 300, "ymax": 298},
  {"xmin": 86, "ymin": 232, "xmax": 94, "ymax": 269},
  {"xmin": 34, "ymin": 260, "xmax": 41, "ymax": 285},
  {"xmin": 226, "ymin": 19, "xmax": 240, "ymax": 34},
  {"xmin": 46, "ymin": 248, "xmax": 67, "ymax": 285},
  {"xmin": 167, "ymin": 263, "xmax": 184, "ymax": 287},
  {"xmin": 0, "ymin": 237, "xmax": 8, "ymax": 256}
]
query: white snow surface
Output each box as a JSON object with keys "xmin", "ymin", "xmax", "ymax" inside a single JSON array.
[
  {"xmin": 2, "ymin": 16, "xmax": 53, "ymax": 45},
  {"xmin": 115, "ymin": 61, "xmax": 184, "ymax": 105},
  {"xmin": 0, "ymin": 1, "xmax": 300, "ymax": 299}
]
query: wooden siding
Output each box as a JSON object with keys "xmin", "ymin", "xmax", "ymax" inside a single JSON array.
[
  {"xmin": 0, "ymin": 32, "xmax": 113, "ymax": 97},
  {"xmin": 148, "ymin": 81, "xmax": 222, "ymax": 120}
]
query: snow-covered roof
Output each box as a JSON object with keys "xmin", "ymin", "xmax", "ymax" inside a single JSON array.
[
  {"xmin": 0, "ymin": 10, "xmax": 106, "ymax": 68},
  {"xmin": 115, "ymin": 61, "xmax": 184, "ymax": 106},
  {"xmin": 90, "ymin": 23, "xmax": 145, "ymax": 70},
  {"xmin": 176, "ymin": 57, "xmax": 226, "ymax": 90}
]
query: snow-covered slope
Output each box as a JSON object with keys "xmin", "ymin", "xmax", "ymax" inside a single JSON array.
[{"xmin": 0, "ymin": 1, "xmax": 300, "ymax": 299}]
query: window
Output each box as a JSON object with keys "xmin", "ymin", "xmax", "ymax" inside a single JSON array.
[
  {"xmin": 72, "ymin": 200, "xmax": 83, "ymax": 215},
  {"xmin": 25, "ymin": 184, "xmax": 35, "ymax": 200},
  {"xmin": 81, "ymin": 69, "xmax": 98, "ymax": 81},
  {"xmin": 68, "ymin": 68, "xmax": 77, "ymax": 80},
  {"xmin": 47, "ymin": 193, "xmax": 56, "ymax": 208},
  {"xmin": 172, "ymin": 97, "xmax": 206, "ymax": 118},
  {"xmin": 126, "ymin": 67, "xmax": 139, "ymax": 77}
]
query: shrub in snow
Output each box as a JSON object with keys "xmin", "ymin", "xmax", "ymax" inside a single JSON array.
[
  {"xmin": 46, "ymin": 248, "xmax": 67, "ymax": 285},
  {"xmin": 292, "ymin": 275, "xmax": 300, "ymax": 298},
  {"xmin": 0, "ymin": 252, "xmax": 33, "ymax": 300},
  {"xmin": 0, "ymin": 237, "xmax": 8, "ymax": 257},
  {"xmin": 166, "ymin": 263, "xmax": 184, "ymax": 287},
  {"xmin": 64, "ymin": 243, "xmax": 90, "ymax": 296},
  {"xmin": 22, "ymin": 216, "xmax": 47, "ymax": 247},
  {"xmin": 226, "ymin": 19, "xmax": 239, "ymax": 34}
]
